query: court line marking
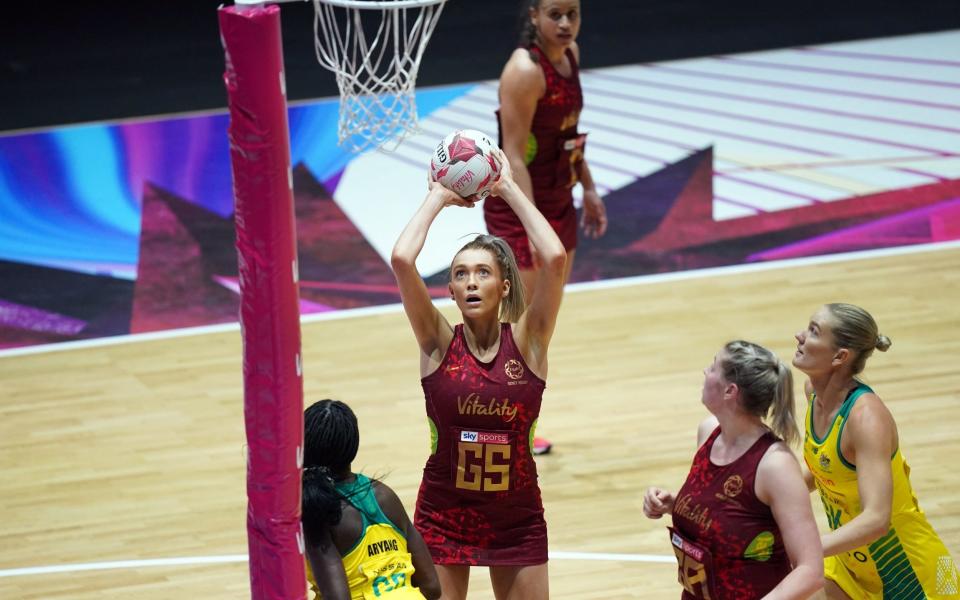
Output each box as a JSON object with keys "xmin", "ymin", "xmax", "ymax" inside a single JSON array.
[
  {"xmin": 0, "ymin": 555, "xmax": 248, "ymax": 578},
  {"xmin": 0, "ymin": 551, "xmax": 674, "ymax": 578},
  {"xmin": 2, "ymin": 239, "xmax": 958, "ymax": 359}
]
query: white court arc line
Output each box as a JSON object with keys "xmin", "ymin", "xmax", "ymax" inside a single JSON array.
[
  {"xmin": 1, "ymin": 238, "xmax": 958, "ymax": 360},
  {"xmin": 0, "ymin": 551, "xmax": 674, "ymax": 578}
]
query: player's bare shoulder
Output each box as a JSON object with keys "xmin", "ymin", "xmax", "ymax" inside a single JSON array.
[
  {"xmin": 371, "ymin": 480, "xmax": 410, "ymax": 525},
  {"xmin": 761, "ymin": 439, "xmax": 799, "ymax": 466},
  {"xmin": 847, "ymin": 388, "xmax": 897, "ymax": 439},
  {"xmin": 501, "ymin": 48, "xmax": 545, "ymax": 96},
  {"xmin": 755, "ymin": 440, "xmax": 804, "ymax": 504},
  {"xmin": 849, "ymin": 388, "xmax": 891, "ymax": 418},
  {"xmin": 757, "ymin": 440, "xmax": 802, "ymax": 484},
  {"xmin": 696, "ymin": 415, "xmax": 719, "ymax": 447}
]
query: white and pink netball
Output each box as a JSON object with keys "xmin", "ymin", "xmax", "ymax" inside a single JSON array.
[{"xmin": 429, "ymin": 129, "xmax": 501, "ymax": 200}]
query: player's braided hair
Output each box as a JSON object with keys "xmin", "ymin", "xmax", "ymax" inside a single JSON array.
[
  {"xmin": 721, "ymin": 341, "xmax": 799, "ymax": 447},
  {"xmin": 302, "ymin": 399, "xmax": 362, "ymax": 536},
  {"xmin": 304, "ymin": 399, "xmax": 359, "ymax": 474},
  {"xmin": 518, "ymin": 0, "xmax": 541, "ymax": 50},
  {"xmin": 302, "ymin": 465, "xmax": 342, "ymax": 536}
]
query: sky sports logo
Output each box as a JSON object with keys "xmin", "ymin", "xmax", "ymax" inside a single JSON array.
[
  {"xmin": 672, "ymin": 532, "xmax": 704, "ymax": 562},
  {"xmin": 460, "ymin": 431, "xmax": 509, "ymax": 444}
]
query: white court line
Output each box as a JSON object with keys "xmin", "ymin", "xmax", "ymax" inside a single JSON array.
[
  {"xmin": 0, "ymin": 551, "xmax": 673, "ymax": 578},
  {"xmin": 0, "ymin": 555, "xmax": 248, "ymax": 578},
  {"xmin": 2, "ymin": 239, "xmax": 958, "ymax": 359},
  {"xmin": 549, "ymin": 551, "xmax": 676, "ymax": 563},
  {"xmin": 563, "ymin": 238, "xmax": 960, "ymax": 295}
]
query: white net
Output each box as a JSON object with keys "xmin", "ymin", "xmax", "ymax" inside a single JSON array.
[{"xmin": 312, "ymin": 0, "xmax": 447, "ymax": 153}]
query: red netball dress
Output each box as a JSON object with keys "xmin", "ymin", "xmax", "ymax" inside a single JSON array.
[
  {"xmin": 414, "ymin": 323, "xmax": 547, "ymax": 566},
  {"xmin": 484, "ymin": 44, "xmax": 585, "ymax": 268},
  {"xmin": 669, "ymin": 427, "xmax": 791, "ymax": 599}
]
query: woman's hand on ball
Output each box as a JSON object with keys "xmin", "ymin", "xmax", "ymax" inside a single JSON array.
[
  {"xmin": 428, "ymin": 179, "xmax": 475, "ymax": 208},
  {"xmin": 489, "ymin": 148, "xmax": 515, "ymax": 197}
]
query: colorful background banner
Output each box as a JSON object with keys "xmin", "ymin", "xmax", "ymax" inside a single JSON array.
[{"xmin": 2, "ymin": 31, "xmax": 958, "ymax": 350}]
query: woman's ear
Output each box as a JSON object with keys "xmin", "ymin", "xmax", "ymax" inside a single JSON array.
[
  {"xmin": 724, "ymin": 382, "xmax": 739, "ymax": 402},
  {"xmin": 448, "ymin": 282, "xmax": 454, "ymax": 300},
  {"xmin": 832, "ymin": 348, "xmax": 850, "ymax": 368},
  {"xmin": 501, "ymin": 278, "xmax": 511, "ymax": 299}
]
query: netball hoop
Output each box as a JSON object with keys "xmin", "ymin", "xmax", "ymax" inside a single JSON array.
[{"xmin": 312, "ymin": 0, "xmax": 448, "ymax": 152}]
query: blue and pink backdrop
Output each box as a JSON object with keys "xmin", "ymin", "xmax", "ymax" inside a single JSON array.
[{"xmin": 2, "ymin": 30, "xmax": 958, "ymax": 350}]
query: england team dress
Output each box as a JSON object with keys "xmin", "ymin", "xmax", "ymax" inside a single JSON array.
[
  {"xmin": 414, "ymin": 323, "xmax": 548, "ymax": 566},
  {"xmin": 804, "ymin": 383, "xmax": 960, "ymax": 599},
  {"xmin": 670, "ymin": 426, "xmax": 792, "ymax": 599},
  {"xmin": 484, "ymin": 44, "xmax": 585, "ymax": 268}
]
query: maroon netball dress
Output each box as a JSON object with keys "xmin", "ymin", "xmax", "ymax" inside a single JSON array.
[
  {"xmin": 669, "ymin": 427, "xmax": 791, "ymax": 599},
  {"xmin": 414, "ymin": 323, "xmax": 547, "ymax": 566},
  {"xmin": 484, "ymin": 44, "xmax": 585, "ymax": 268}
]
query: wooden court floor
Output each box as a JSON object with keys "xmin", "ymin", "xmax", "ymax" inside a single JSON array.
[{"xmin": 2, "ymin": 244, "xmax": 958, "ymax": 598}]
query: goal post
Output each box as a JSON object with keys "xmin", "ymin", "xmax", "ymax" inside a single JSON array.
[
  {"xmin": 218, "ymin": 5, "xmax": 306, "ymax": 600},
  {"xmin": 217, "ymin": 0, "xmax": 447, "ymax": 596}
]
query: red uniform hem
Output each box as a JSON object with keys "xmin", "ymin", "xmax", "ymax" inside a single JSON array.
[{"xmin": 430, "ymin": 555, "xmax": 549, "ymax": 567}]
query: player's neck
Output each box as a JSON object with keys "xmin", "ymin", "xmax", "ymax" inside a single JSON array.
[
  {"xmin": 712, "ymin": 416, "xmax": 766, "ymax": 464},
  {"xmin": 533, "ymin": 40, "xmax": 566, "ymax": 67},
  {"xmin": 463, "ymin": 319, "xmax": 501, "ymax": 357},
  {"xmin": 333, "ymin": 469, "xmax": 356, "ymax": 483},
  {"xmin": 811, "ymin": 373, "xmax": 856, "ymax": 411}
]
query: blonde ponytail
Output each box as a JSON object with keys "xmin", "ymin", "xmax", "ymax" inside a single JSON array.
[
  {"xmin": 721, "ymin": 341, "xmax": 799, "ymax": 446},
  {"xmin": 770, "ymin": 361, "xmax": 799, "ymax": 447}
]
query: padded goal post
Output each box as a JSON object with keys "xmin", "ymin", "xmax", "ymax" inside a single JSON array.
[
  {"xmin": 217, "ymin": 0, "xmax": 447, "ymax": 596},
  {"xmin": 218, "ymin": 6, "xmax": 306, "ymax": 600}
]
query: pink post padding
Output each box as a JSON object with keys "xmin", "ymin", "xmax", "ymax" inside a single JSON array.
[{"xmin": 218, "ymin": 6, "xmax": 306, "ymax": 600}]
